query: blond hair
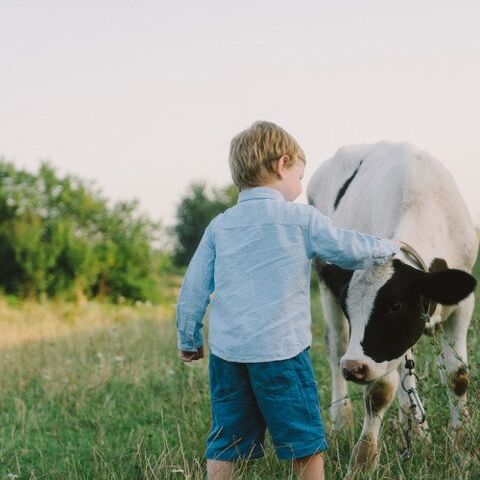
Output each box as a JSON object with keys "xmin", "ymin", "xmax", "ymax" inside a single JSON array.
[{"xmin": 229, "ymin": 121, "xmax": 305, "ymax": 191}]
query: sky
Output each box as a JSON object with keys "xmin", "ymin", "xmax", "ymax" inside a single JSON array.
[{"xmin": 1, "ymin": 1, "xmax": 480, "ymax": 238}]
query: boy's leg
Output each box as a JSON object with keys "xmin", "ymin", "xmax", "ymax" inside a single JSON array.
[
  {"xmin": 293, "ymin": 453, "xmax": 325, "ymax": 480},
  {"xmin": 247, "ymin": 347, "xmax": 328, "ymax": 466},
  {"xmin": 207, "ymin": 459, "xmax": 235, "ymax": 480},
  {"xmin": 205, "ymin": 352, "xmax": 266, "ymax": 468}
]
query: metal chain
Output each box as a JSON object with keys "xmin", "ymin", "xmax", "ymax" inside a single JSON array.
[{"xmin": 400, "ymin": 349, "xmax": 427, "ymax": 460}]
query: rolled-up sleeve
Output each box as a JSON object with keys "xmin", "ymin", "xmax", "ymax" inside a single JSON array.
[
  {"xmin": 305, "ymin": 206, "xmax": 399, "ymax": 270},
  {"xmin": 175, "ymin": 221, "xmax": 216, "ymax": 351}
]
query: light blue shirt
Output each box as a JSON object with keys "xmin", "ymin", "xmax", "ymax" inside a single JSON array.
[{"xmin": 175, "ymin": 186, "xmax": 399, "ymax": 362}]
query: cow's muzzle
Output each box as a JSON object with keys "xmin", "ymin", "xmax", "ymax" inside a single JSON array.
[{"xmin": 341, "ymin": 360, "xmax": 369, "ymax": 383}]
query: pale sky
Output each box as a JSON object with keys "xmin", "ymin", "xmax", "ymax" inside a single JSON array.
[{"xmin": 1, "ymin": 1, "xmax": 480, "ymax": 237}]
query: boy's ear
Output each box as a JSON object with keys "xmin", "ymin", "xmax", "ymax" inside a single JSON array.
[
  {"xmin": 415, "ymin": 268, "xmax": 477, "ymax": 305},
  {"xmin": 275, "ymin": 155, "xmax": 290, "ymax": 177},
  {"xmin": 269, "ymin": 156, "xmax": 285, "ymax": 179}
]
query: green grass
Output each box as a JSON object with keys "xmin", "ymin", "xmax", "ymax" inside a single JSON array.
[{"xmin": 0, "ymin": 258, "xmax": 479, "ymax": 479}]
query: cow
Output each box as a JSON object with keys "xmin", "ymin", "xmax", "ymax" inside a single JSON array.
[{"xmin": 306, "ymin": 141, "xmax": 478, "ymax": 473}]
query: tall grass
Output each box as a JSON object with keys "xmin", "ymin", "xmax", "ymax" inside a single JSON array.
[{"xmin": 0, "ymin": 258, "xmax": 479, "ymax": 479}]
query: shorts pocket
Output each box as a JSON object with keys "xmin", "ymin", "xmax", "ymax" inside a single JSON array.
[{"xmin": 250, "ymin": 361, "xmax": 296, "ymax": 394}]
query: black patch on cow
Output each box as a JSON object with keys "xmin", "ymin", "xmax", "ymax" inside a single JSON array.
[
  {"xmin": 360, "ymin": 259, "xmax": 477, "ymax": 363},
  {"xmin": 314, "ymin": 259, "xmax": 353, "ymax": 318},
  {"xmin": 333, "ymin": 160, "xmax": 363, "ymax": 210},
  {"xmin": 361, "ymin": 260, "xmax": 428, "ymax": 362}
]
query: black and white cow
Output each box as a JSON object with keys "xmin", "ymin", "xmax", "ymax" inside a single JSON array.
[{"xmin": 306, "ymin": 141, "xmax": 478, "ymax": 472}]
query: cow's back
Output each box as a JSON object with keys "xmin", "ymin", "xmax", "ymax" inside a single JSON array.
[{"xmin": 307, "ymin": 141, "xmax": 478, "ymax": 270}]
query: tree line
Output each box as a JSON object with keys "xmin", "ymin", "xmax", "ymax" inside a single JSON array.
[{"xmin": 0, "ymin": 158, "xmax": 236, "ymax": 303}]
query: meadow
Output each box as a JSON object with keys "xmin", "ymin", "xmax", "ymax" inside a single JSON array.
[{"xmin": 0, "ymin": 256, "xmax": 479, "ymax": 480}]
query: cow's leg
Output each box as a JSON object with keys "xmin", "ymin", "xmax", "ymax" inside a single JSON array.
[
  {"xmin": 437, "ymin": 294, "xmax": 474, "ymax": 445},
  {"xmin": 349, "ymin": 369, "xmax": 399, "ymax": 473},
  {"xmin": 319, "ymin": 282, "xmax": 352, "ymax": 429},
  {"xmin": 396, "ymin": 353, "xmax": 430, "ymax": 447}
]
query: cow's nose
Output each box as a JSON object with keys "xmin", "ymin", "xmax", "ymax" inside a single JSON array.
[{"xmin": 341, "ymin": 360, "xmax": 368, "ymax": 381}]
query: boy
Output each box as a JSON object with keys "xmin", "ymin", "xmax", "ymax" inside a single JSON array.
[{"xmin": 175, "ymin": 121, "xmax": 400, "ymax": 479}]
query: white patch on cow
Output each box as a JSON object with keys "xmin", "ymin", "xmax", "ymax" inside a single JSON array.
[{"xmin": 340, "ymin": 262, "xmax": 400, "ymax": 380}]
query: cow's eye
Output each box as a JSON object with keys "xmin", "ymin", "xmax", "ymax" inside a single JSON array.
[{"xmin": 389, "ymin": 301, "xmax": 404, "ymax": 313}]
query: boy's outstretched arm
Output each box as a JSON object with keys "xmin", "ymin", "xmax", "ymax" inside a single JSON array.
[
  {"xmin": 305, "ymin": 206, "xmax": 400, "ymax": 270},
  {"xmin": 175, "ymin": 220, "xmax": 216, "ymax": 362}
]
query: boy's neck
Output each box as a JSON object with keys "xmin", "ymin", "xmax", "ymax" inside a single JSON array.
[{"xmin": 256, "ymin": 182, "xmax": 287, "ymax": 199}]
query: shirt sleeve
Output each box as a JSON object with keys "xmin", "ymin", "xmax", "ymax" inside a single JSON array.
[
  {"xmin": 175, "ymin": 220, "xmax": 216, "ymax": 352},
  {"xmin": 305, "ymin": 206, "xmax": 400, "ymax": 270}
]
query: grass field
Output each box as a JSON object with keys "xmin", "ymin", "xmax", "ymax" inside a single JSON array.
[{"xmin": 0, "ymin": 256, "xmax": 479, "ymax": 480}]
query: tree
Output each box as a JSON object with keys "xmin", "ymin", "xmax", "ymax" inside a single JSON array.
[{"xmin": 173, "ymin": 182, "xmax": 238, "ymax": 266}]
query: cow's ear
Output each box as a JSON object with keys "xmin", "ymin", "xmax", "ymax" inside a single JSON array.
[
  {"xmin": 314, "ymin": 259, "xmax": 354, "ymax": 299},
  {"xmin": 416, "ymin": 269, "xmax": 477, "ymax": 305}
]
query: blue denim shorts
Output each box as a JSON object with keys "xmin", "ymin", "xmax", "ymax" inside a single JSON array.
[{"xmin": 205, "ymin": 346, "xmax": 328, "ymax": 461}]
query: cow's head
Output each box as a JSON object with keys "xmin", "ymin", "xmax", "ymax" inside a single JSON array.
[{"xmin": 318, "ymin": 258, "xmax": 477, "ymax": 383}]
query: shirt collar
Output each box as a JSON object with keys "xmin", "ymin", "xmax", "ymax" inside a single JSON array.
[{"xmin": 237, "ymin": 186, "xmax": 286, "ymax": 203}]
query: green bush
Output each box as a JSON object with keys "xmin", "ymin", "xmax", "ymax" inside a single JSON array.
[{"xmin": 0, "ymin": 159, "xmax": 161, "ymax": 303}]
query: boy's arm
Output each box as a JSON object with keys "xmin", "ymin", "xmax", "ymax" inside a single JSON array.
[
  {"xmin": 305, "ymin": 206, "xmax": 400, "ymax": 270},
  {"xmin": 175, "ymin": 220, "xmax": 215, "ymax": 353}
]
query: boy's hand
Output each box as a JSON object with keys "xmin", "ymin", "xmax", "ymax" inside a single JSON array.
[{"xmin": 179, "ymin": 346, "xmax": 204, "ymax": 363}]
